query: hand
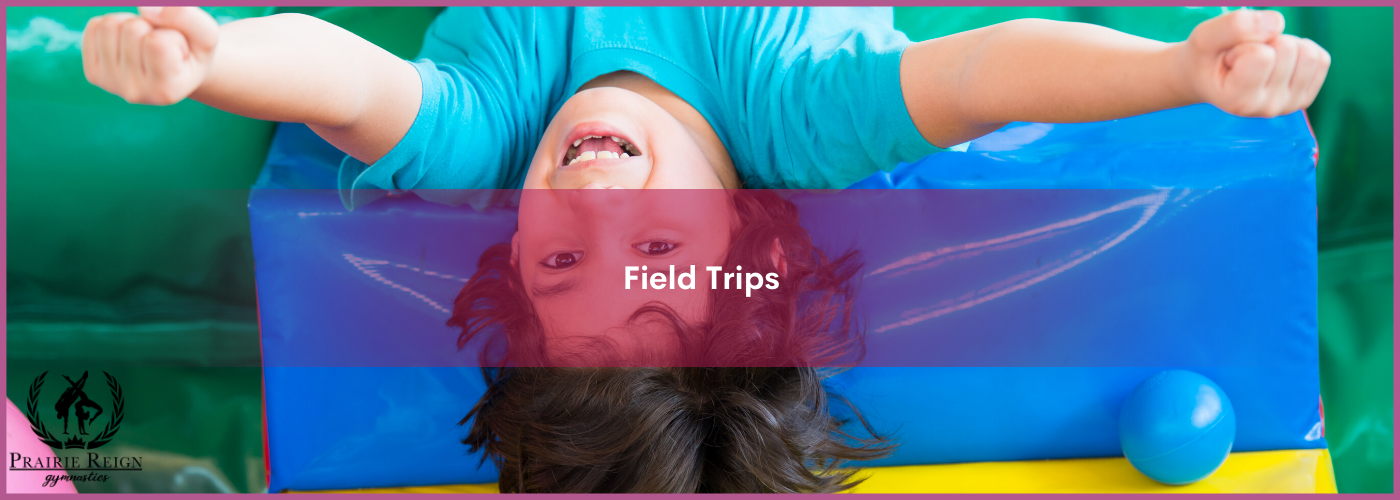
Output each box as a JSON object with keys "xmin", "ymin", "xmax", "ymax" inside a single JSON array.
[
  {"xmin": 1179, "ymin": 9, "xmax": 1330, "ymax": 118},
  {"xmin": 82, "ymin": 7, "xmax": 220, "ymax": 105}
]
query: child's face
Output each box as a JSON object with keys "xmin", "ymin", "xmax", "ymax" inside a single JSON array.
[
  {"xmin": 513, "ymin": 188, "xmax": 735, "ymax": 363},
  {"xmin": 522, "ymin": 87, "xmax": 727, "ymax": 190}
]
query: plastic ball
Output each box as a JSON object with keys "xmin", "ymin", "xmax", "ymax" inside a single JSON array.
[{"xmin": 1118, "ymin": 370, "xmax": 1236, "ymax": 485}]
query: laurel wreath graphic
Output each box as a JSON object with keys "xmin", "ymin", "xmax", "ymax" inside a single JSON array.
[
  {"xmin": 87, "ymin": 372, "xmax": 125, "ymax": 449},
  {"xmin": 24, "ymin": 371, "xmax": 125, "ymax": 450},
  {"xmin": 24, "ymin": 372, "xmax": 62, "ymax": 448}
]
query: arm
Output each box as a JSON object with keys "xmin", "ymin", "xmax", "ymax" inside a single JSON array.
[
  {"xmin": 901, "ymin": 9, "xmax": 1330, "ymax": 148},
  {"xmin": 82, "ymin": 7, "xmax": 419, "ymax": 164}
]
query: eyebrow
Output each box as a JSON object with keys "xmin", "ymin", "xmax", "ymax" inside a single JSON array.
[{"xmin": 531, "ymin": 278, "xmax": 581, "ymax": 299}]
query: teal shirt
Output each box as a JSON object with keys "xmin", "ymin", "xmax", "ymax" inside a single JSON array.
[{"xmin": 339, "ymin": 7, "xmax": 942, "ymax": 208}]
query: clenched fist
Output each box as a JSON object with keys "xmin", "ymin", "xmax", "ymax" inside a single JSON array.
[
  {"xmin": 82, "ymin": 6, "xmax": 220, "ymax": 105},
  {"xmin": 1179, "ymin": 9, "xmax": 1330, "ymax": 118}
]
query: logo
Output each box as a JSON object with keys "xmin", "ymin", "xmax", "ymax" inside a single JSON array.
[{"xmin": 23, "ymin": 371, "xmax": 124, "ymax": 450}]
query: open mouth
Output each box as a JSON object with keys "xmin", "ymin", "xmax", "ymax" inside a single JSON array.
[{"xmin": 562, "ymin": 134, "xmax": 644, "ymax": 167}]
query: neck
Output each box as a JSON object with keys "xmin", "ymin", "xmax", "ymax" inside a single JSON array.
[{"xmin": 579, "ymin": 71, "xmax": 739, "ymax": 189}]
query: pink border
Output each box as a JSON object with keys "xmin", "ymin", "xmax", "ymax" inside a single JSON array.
[
  {"xmin": 3, "ymin": 3, "xmax": 10, "ymax": 495},
  {"xmin": 1, "ymin": 1, "xmax": 1398, "ymax": 6},
  {"xmin": 1393, "ymin": 3, "xmax": 1399, "ymax": 494},
  {"xmin": 3, "ymin": 2, "xmax": 1396, "ymax": 497}
]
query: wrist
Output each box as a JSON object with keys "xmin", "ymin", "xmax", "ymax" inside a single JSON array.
[
  {"xmin": 187, "ymin": 27, "xmax": 225, "ymax": 103},
  {"xmin": 1164, "ymin": 41, "xmax": 1204, "ymax": 106}
]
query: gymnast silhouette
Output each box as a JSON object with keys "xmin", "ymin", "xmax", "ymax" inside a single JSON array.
[{"xmin": 54, "ymin": 372, "xmax": 103, "ymax": 435}]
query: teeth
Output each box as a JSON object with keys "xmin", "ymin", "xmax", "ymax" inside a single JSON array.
[{"xmin": 565, "ymin": 134, "xmax": 642, "ymax": 166}]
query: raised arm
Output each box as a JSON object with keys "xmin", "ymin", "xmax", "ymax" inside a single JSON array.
[
  {"xmin": 82, "ymin": 7, "xmax": 420, "ymax": 164},
  {"xmin": 900, "ymin": 9, "xmax": 1330, "ymax": 148}
]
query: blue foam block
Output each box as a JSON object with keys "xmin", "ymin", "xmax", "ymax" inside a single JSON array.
[{"xmin": 253, "ymin": 104, "xmax": 1322, "ymax": 491}]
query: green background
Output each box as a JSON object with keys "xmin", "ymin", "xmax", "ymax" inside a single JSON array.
[{"xmin": 6, "ymin": 7, "xmax": 1392, "ymax": 493}]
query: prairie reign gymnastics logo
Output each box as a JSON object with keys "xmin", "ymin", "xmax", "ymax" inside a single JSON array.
[{"xmin": 23, "ymin": 371, "xmax": 124, "ymax": 450}]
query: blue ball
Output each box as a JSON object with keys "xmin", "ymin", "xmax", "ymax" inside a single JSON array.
[{"xmin": 1119, "ymin": 370, "xmax": 1236, "ymax": 485}]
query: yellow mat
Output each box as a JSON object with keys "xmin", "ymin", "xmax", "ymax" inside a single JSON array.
[
  {"xmin": 294, "ymin": 448, "xmax": 1335, "ymax": 493},
  {"xmin": 848, "ymin": 448, "xmax": 1335, "ymax": 493}
]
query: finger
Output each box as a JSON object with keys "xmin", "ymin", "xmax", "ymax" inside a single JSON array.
[
  {"xmin": 1285, "ymin": 38, "xmax": 1323, "ymax": 113},
  {"xmin": 1192, "ymin": 9, "xmax": 1286, "ymax": 54},
  {"xmin": 1301, "ymin": 42, "xmax": 1331, "ymax": 109},
  {"xmin": 144, "ymin": 6, "xmax": 219, "ymax": 54},
  {"xmin": 118, "ymin": 16, "xmax": 153, "ymax": 80},
  {"xmin": 1224, "ymin": 43, "xmax": 1275, "ymax": 87},
  {"xmin": 98, "ymin": 13, "xmax": 134, "ymax": 83},
  {"xmin": 142, "ymin": 29, "xmax": 189, "ymax": 80},
  {"xmin": 137, "ymin": 5, "xmax": 163, "ymax": 21},
  {"xmin": 1222, "ymin": 42, "xmax": 1275, "ymax": 116},
  {"xmin": 1263, "ymin": 35, "xmax": 1300, "ymax": 115},
  {"xmin": 81, "ymin": 17, "xmax": 103, "ymax": 83},
  {"xmin": 140, "ymin": 29, "xmax": 195, "ymax": 104}
]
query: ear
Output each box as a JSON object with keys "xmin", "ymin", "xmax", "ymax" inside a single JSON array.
[
  {"xmin": 510, "ymin": 232, "xmax": 521, "ymax": 270},
  {"xmin": 770, "ymin": 238, "xmax": 788, "ymax": 277}
]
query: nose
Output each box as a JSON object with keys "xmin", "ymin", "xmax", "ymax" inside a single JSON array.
[{"xmin": 568, "ymin": 186, "xmax": 635, "ymax": 219}]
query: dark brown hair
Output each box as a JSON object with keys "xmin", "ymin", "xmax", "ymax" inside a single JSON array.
[
  {"xmin": 463, "ymin": 367, "xmax": 891, "ymax": 493},
  {"xmin": 448, "ymin": 190, "xmax": 892, "ymax": 492}
]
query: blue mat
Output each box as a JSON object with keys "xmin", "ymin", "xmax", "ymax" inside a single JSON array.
[{"xmin": 253, "ymin": 104, "xmax": 1322, "ymax": 491}]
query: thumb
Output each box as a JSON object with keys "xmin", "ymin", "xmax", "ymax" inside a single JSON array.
[
  {"xmin": 1191, "ymin": 9, "xmax": 1284, "ymax": 53},
  {"xmin": 139, "ymin": 6, "xmax": 219, "ymax": 54}
]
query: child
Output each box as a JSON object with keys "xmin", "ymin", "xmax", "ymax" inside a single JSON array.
[
  {"xmin": 451, "ymin": 190, "xmax": 889, "ymax": 492},
  {"xmin": 83, "ymin": 7, "xmax": 1328, "ymax": 203}
]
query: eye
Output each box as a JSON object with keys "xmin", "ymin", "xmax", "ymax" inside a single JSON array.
[
  {"xmin": 634, "ymin": 240, "xmax": 680, "ymax": 256},
  {"xmin": 541, "ymin": 251, "xmax": 582, "ymax": 269}
]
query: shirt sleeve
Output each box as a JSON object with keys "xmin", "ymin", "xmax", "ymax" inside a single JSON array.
[
  {"xmin": 337, "ymin": 7, "xmax": 570, "ymax": 210},
  {"xmin": 746, "ymin": 7, "xmax": 944, "ymax": 190}
]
